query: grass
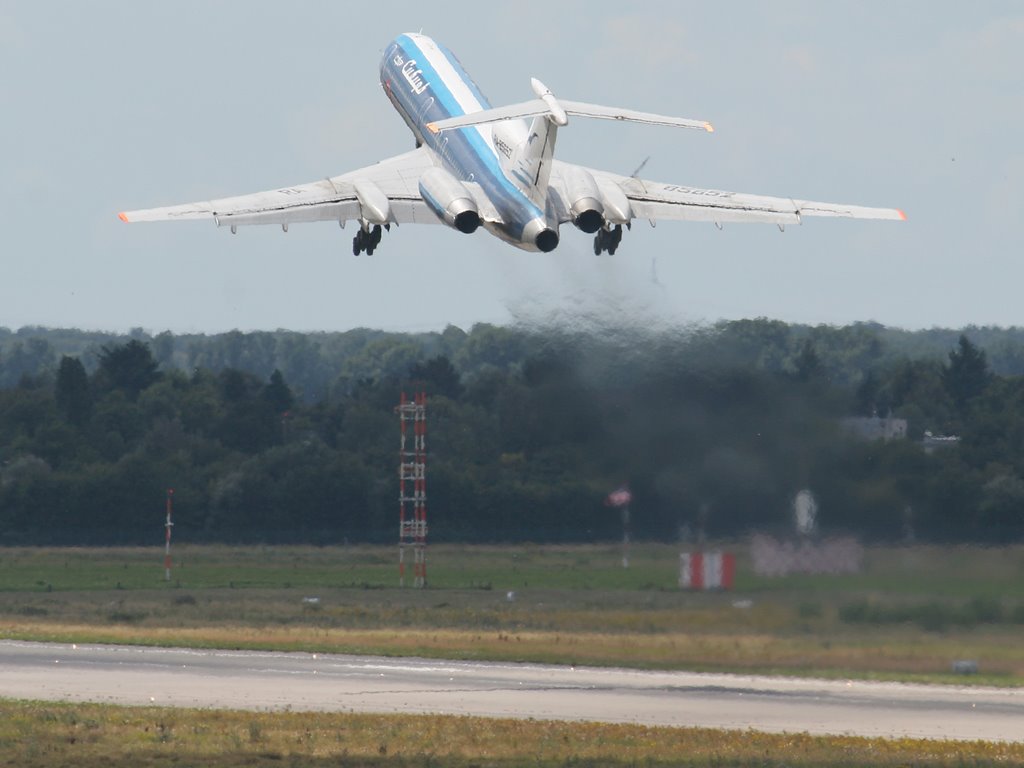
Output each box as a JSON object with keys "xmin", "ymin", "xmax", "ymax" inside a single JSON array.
[
  {"xmin": 1, "ymin": 543, "xmax": 1024, "ymax": 684},
  {"xmin": 2, "ymin": 544, "xmax": 1021, "ymax": 764},
  {"xmin": 1, "ymin": 698, "xmax": 1022, "ymax": 767}
]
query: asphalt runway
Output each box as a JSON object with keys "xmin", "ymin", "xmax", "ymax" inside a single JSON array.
[{"xmin": 1, "ymin": 640, "xmax": 1021, "ymax": 742}]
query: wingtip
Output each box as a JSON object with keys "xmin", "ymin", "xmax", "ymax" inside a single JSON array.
[
  {"xmin": 425, "ymin": 122, "xmax": 439, "ymax": 135},
  {"xmin": 704, "ymin": 122, "xmax": 715, "ymax": 133},
  {"xmin": 118, "ymin": 211, "xmax": 130, "ymax": 223},
  {"xmin": 897, "ymin": 209, "xmax": 907, "ymax": 221}
]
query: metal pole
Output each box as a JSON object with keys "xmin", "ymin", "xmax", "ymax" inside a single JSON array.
[
  {"xmin": 399, "ymin": 392, "xmax": 406, "ymax": 588},
  {"xmin": 622, "ymin": 504, "xmax": 630, "ymax": 569},
  {"xmin": 164, "ymin": 489, "xmax": 174, "ymax": 582}
]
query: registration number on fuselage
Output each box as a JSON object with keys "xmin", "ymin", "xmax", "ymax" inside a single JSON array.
[{"xmin": 662, "ymin": 185, "xmax": 734, "ymax": 198}]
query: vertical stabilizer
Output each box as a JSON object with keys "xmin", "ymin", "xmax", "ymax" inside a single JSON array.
[{"xmin": 508, "ymin": 78, "xmax": 567, "ymax": 207}]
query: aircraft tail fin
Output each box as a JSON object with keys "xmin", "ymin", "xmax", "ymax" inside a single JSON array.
[{"xmin": 513, "ymin": 113, "xmax": 558, "ymax": 204}]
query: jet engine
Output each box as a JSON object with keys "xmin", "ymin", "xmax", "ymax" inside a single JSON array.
[
  {"xmin": 563, "ymin": 167, "xmax": 605, "ymax": 234},
  {"xmin": 418, "ymin": 167, "xmax": 481, "ymax": 233}
]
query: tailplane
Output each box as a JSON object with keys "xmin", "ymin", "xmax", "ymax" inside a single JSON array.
[
  {"xmin": 425, "ymin": 79, "xmax": 713, "ymax": 208},
  {"xmin": 425, "ymin": 83, "xmax": 714, "ymax": 134}
]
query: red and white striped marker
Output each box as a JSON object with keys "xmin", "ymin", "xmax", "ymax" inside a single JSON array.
[{"xmin": 679, "ymin": 551, "xmax": 735, "ymax": 590}]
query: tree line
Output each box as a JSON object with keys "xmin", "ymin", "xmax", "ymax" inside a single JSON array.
[{"xmin": 0, "ymin": 320, "xmax": 1021, "ymax": 545}]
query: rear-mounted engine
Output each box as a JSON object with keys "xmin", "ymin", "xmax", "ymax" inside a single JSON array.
[{"xmin": 418, "ymin": 167, "xmax": 481, "ymax": 233}]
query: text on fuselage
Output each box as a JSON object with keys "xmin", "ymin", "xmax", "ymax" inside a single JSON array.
[
  {"xmin": 392, "ymin": 53, "xmax": 429, "ymax": 95},
  {"xmin": 662, "ymin": 185, "xmax": 734, "ymax": 198},
  {"xmin": 494, "ymin": 137, "xmax": 513, "ymax": 159}
]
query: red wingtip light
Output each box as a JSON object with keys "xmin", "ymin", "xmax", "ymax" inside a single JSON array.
[
  {"xmin": 898, "ymin": 209, "xmax": 907, "ymax": 221},
  {"xmin": 118, "ymin": 212, "xmax": 130, "ymax": 223}
]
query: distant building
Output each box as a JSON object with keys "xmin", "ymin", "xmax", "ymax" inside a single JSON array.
[
  {"xmin": 922, "ymin": 431, "xmax": 961, "ymax": 453},
  {"xmin": 840, "ymin": 415, "xmax": 908, "ymax": 441}
]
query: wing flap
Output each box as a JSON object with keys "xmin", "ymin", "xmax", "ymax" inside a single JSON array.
[
  {"xmin": 629, "ymin": 197, "xmax": 801, "ymax": 225},
  {"xmin": 130, "ymin": 179, "xmax": 348, "ymax": 224},
  {"xmin": 119, "ymin": 148, "xmax": 439, "ymax": 229},
  {"xmin": 574, "ymin": 165, "xmax": 905, "ymax": 226},
  {"xmin": 213, "ymin": 200, "xmax": 359, "ymax": 228},
  {"xmin": 119, "ymin": 202, "xmax": 217, "ymax": 223},
  {"xmin": 793, "ymin": 200, "xmax": 906, "ymax": 221}
]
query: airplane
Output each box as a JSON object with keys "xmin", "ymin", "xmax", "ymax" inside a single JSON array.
[{"xmin": 119, "ymin": 32, "xmax": 904, "ymax": 256}]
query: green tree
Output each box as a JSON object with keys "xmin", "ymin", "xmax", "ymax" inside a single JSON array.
[
  {"xmin": 407, "ymin": 356, "xmax": 463, "ymax": 400},
  {"xmin": 95, "ymin": 340, "xmax": 160, "ymax": 399},
  {"xmin": 943, "ymin": 335, "xmax": 991, "ymax": 409},
  {"xmin": 262, "ymin": 369, "xmax": 295, "ymax": 414},
  {"xmin": 0, "ymin": 338, "xmax": 55, "ymax": 389},
  {"xmin": 54, "ymin": 356, "xmax": 92, "ymax": 426},
  {"xmin": 793, "ymin": 340, "xmax": 823, "ymax": 382}
]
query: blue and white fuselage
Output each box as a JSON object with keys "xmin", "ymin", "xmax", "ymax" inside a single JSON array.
[{"xmin": 380, "ymin": 33, "xmax": 560, "ymax": 252}]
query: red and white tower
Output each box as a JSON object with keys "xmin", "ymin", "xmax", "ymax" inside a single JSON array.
[{"xmin": 398, "ymin": 392, "xmax": 427, "ymax": 588}]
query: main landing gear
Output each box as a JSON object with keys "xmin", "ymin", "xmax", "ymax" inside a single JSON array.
[
  {"xmin": 593, "ymin": 224, "xmax": 623, "ymax": 255},
  {"xmin": 352, "ymin": 224, "xmax": 388, "ymax": 256}
]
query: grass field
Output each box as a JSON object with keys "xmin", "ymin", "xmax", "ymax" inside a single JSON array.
[
  {"xmin": 1, "ymin": 543, "xmax": 1023, "ymax": 683},
  {"xmin": 2, "ymin": 698, "xmax": 1023, "ymax": 768},
  {"xmin": 2, "ymin": 543, "xmax": 1021, "ymax": 765}
]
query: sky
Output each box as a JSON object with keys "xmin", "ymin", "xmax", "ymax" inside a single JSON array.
[{"xmin": 1, "ymin": 1, "xmax": 1022, "ymax": 334}]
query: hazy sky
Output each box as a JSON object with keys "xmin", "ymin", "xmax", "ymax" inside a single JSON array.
[{"xmin": 1, "ymin": 2, "xmax": 1021, "ymax": 334}]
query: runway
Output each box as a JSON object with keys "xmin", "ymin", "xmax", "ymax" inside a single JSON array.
[{"xmin": 0, "ymin": 640, "xmax": 1020, "ymax": 742}]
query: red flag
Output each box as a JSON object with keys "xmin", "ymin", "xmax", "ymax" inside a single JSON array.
[{"xmin": 605, "ymin": 486, "xmax": 632, "ymax": 507}]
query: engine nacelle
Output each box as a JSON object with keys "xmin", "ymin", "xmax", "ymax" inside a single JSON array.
[
  {"xmin": 352, "ymin": 179, "xmax": 391, "ymax": 225},
  {"xmin": 597, "ymin": 178, "xmax": 633, "ymax": 225},
  {"xmin": 418, "ymin": 167, "xmax": 481, "ymax": 233},
  {"xmin": 563, "ymin": 167, "xmax": 605, "ymax": 234}
]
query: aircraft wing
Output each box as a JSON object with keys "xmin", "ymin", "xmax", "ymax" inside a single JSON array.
[
  {"xmin": 553, "ymin": 161, "xmax": 905, "ymax": 227},
  {"xmin": 118, "ymin": 147, "xmax": 443, "ymax": 229}
]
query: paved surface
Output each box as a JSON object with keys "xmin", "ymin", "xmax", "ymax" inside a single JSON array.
[{"xmin": 1, "ymin": 640, "xmax": 1021, "ymax": 741}]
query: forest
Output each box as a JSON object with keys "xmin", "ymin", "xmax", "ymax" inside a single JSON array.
[{"xmin": 0, "ymin": 319, "xmax": 1022, "ymax": 545}]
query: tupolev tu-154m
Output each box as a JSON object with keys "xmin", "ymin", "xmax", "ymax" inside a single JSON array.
[{"xmin": 119, "ymin": 32, "xmax": 905, "ymax": 255}]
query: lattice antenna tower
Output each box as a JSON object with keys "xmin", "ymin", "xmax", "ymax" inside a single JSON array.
[{"xmin": 398, "ymin": 391, "xmax": 427, "ymax": 587}]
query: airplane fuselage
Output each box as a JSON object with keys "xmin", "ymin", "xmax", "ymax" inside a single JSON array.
[{"xmin": 380, "ymin": 33, "xmax": 558, "ymax": 251}]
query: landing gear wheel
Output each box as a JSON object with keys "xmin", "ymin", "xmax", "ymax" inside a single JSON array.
[
  {"xmin": 594, "ymin": 224, "xmax": 623, "ymax": 255},
  {"xmin": 352, "ymin": 225, "xmax": 384, "ymax": 256}
]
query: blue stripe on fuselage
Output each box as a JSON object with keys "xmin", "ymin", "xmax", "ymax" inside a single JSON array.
[{"xmin": 380, "ymin": 34, "xmax": 544, "ymax": 238}]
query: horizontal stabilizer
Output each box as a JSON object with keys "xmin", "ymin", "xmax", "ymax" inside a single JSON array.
[
  {"xmin": 560, "ymin": 100, "xmax": 713, "ymax": 132},
  {"xmin": 427, "ymin": 99, "xmax": 713, "ymax": 134}
]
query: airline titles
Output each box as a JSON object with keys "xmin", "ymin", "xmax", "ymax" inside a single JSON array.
[{"xmin": 392, "ymin": 53, "xmax": 429, "ymax": 95}]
